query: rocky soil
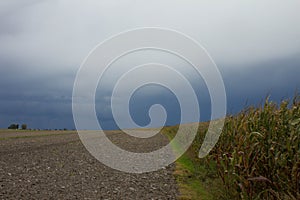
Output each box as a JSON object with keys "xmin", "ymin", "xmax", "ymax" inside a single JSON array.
[{"xmin": 0, "ymin": 130, "xmax": 178, "ymax": 199}]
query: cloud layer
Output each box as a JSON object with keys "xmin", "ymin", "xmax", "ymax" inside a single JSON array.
[{"xmin": 0, "ymin": 0, "xmax": 299, "ymax": 129}]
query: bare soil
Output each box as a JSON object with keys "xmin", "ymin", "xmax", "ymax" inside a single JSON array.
[{"xmin": 0, "ymin": 130, "xmax": 178, "ymax": 199}]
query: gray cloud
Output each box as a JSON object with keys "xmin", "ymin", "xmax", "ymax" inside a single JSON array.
[
  {"xmin": 0, "ymin": 0, "xmax": 299, "ymax": 129},
  {"xmin": 1, "ymin": 0, "xmax": 300, "ymax": 70}
]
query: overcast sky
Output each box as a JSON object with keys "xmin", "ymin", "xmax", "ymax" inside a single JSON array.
[{"xmin": 0, "ymin": 0, "xmax": 300, "ymax": 129}]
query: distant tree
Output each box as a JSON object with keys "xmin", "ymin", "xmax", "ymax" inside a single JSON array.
[
  {"xmin": 21, "ymin": 124, "xmax": 27, "ymax": 130},
  {"xmin": 8, "ymin": 124, "xmax": 19, "ymax": 129}
]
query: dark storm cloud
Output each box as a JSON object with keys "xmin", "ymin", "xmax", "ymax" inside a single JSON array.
[
  {"xmin": 0, "ymin": 0, "xmax": 300, "ymax": 129},
  {"xmin": 0, "ymin": 57, "xmax": 75, "ymax": 129},
  {"xmin": 222, "ymin": 54, "xmax": 300, "ymax": 114}
]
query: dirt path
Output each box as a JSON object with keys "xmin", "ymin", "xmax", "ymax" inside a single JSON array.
[{"xmin": 0, "ymin": 131, "xmax": 178, "ymax": 199}]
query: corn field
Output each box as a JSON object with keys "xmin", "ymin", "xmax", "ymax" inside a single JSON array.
[{"xmin": 198, "ymin": 96, "xmax": 300, "ymax": 199}]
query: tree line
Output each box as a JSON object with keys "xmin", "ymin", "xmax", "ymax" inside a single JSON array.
[{"xmin": 8, "ymin": 124, "xmax": 27, "ymax": 130}]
